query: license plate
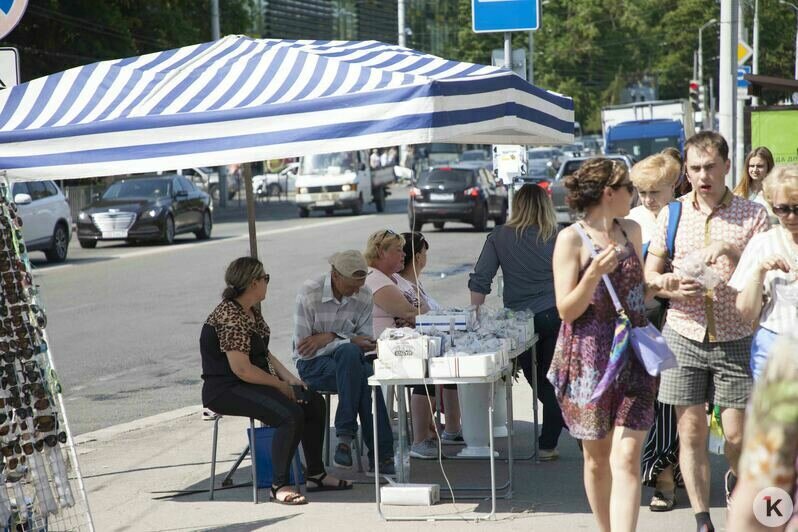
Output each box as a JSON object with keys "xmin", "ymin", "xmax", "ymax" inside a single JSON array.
[
  {"xmin": 315, "ymin": 200, "xmax": 334, "ymax": 207},
  {"xmin": 102, "ymin": 230, "xmax": 128, "ymax": 239},
  {"xmin": 430, "ymin": 193, "xmax": 454, "ymax": 202},
  {"xmin": 316, "ymin": 193, "xmax": 333, "ymax": 201}
]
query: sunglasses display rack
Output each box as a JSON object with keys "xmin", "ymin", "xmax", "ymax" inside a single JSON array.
[{"xmin": 0, "ymin": 181, "xmax": 93, "ymax": 531}]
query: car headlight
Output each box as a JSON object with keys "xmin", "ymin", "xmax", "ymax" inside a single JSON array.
[
  {"xmin": 78, "ymin": 211, "xmax": 88, "ymax": 221},
  {"xmin": 299, "ymin": 187, "xmax": 308, "ymax": 194},
  {"xmin": 142, "ymin": 207, "xmax": 162, "ymax": 219},
  {"xmin": 341, "ymin": 184, "xmax": 356, "ymax": 192}
]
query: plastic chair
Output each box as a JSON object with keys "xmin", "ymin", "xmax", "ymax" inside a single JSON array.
[{"xmin": 208, "ymin": 414, "xmax": 302, "ymax": 504}]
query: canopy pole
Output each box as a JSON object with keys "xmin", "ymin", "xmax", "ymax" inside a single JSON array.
[{"xmin": 243, "ymin": 162, "xmax": 258, "ymax": 259}]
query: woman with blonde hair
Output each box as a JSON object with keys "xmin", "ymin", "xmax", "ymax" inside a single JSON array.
[
  {"xmin": 469, "ymin": 184, "xmax": 565, "ymax": 460},
  {"xmin": 628, "ymin": 153, "xmax": 683, "ymax": 512},
  {"xmin": 730, "ymin": 164, "xmax": 798, "ymax": 379},
  {"xmin": 364, "ymin": 230, "xmax": 426, "ymax": 338},
  {"xmin": 733, "ymin": 146, "xmax": 775, "ymax": 206}
]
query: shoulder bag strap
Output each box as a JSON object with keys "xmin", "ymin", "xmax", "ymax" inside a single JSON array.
[
  {"xmin": 572, "ymin": 223, "xmax": 625, "ymax": 315},
  {"xmin": 665, "ymin": 201, "xmax": 682, "ymax": 261}
]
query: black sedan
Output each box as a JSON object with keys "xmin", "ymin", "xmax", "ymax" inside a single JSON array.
[
  {"xmin": 408, "ymin": 163, "xmax": 508, "ymax": 232},
  {"xmin": 77, "ymin": 175, "xmax": 212, "ymax": 247}
]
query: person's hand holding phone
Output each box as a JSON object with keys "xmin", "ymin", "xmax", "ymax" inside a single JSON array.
[{"xmin": 352, "ymin": 335, "xmax": 377, "ymax": 352}]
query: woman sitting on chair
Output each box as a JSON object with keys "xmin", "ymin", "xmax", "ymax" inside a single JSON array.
[{"xmin": 200, "ymin": 256, "xmax": 351, "ymax": 505}]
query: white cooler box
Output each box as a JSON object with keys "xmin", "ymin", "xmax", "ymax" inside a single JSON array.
[{"xmin": 428, "ymin": 352, "xmax": 506, "ymax": 378}]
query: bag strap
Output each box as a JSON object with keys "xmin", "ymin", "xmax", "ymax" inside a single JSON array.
[
  {"xmin": 665, "ymin": 201, "xmax": 682, "ymax": 260},
  {"xmin": 572, "ymin": 223, "xmax": 625, "ymax": 315}
]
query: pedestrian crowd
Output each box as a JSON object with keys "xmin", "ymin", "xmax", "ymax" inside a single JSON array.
[{"xmin": 198, "ymin": 130, "xmax": 798, "ymax": 530}]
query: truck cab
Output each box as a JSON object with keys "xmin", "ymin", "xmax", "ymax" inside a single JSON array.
[
  {"xmin": 294, "ymin": 151, "xmax": 394, "ymax": 217},
  {"xmin": 604, "ymin": 119, "xmax": 686, "ymax": 160}
]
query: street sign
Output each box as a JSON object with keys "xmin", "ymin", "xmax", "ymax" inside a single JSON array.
[
  {"xmin": 737, "ymin": 41, "xmax": 753, "ymax": 65},
  {"xmin": 0, "ymin": 48, "xmax": 19, "ymax": 91},
  {"xmin": 472, "ymin": 0, "xmax": 540, "ymax": 33},
  {"xmin": 737, "ymin": 65, "xmax": 751, "ymax": 88},
  {"xmin": 493, "ymin": 145, "xmax": 527, "ymax": 183},
  {"xmin": 491, "ymin": 48, "xmax": 527, "ymax": 79},
  {"xmin": 0, "ymin": 0, "xmax": 28, "ymax": 40}
]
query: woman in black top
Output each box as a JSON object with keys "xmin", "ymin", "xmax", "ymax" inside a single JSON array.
[{"xmin": 201, "ymin": 257, "xmax": 351, "ymax": 504}]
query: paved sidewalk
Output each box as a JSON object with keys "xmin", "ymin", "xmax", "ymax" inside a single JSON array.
[{"xmin": 75, "ymin": 383, "xmax": 731, "ymax": 531}]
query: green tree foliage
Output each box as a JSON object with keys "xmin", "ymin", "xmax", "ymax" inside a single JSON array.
[
  {"xmin": 2, "ymin": 1, "xmax": 257, "ymax": 82},
  {"xmin": 443, "ymin": 0, "xmax": 795, "ymax": 132}
]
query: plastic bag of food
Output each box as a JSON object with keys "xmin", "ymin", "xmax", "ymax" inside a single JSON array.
[{"xmin": 675, "ymin": 249, "xmax": 723, "ymax": 290}]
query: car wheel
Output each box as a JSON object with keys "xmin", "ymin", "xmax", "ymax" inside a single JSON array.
[
  {"xmin": 411, "ymin": 218, "xmax": 424, "ymax": 232},
  {"xmin": 324, "ymin": 208, "xmax": 334, "ymax": 216},
  {"xmin": 161, "ymin": 215, "xmax": 175, "ymax": 245},
  {"xmin": 298, "ymin": 207, "xmax": 310, "ymax": 218},
  {"xmin": 352, "ymin": 195, "xmax": 363, "ymax": 215},
  {"xmin": 433, "ymin": 222, "xmax": 445, "ymax": 230},
  {"xmin": 195, "ymin": 210, "xmax": 212, "ymax": 240},
  {"xmin": 44, "ymin": 223, "xmax": 69, "ymax": 263},
  {"xmin": 79, "ymin": 239, "xmax": 97, "ymax": 249},
  {"xmin": 473, "ymin": 204, "xmax": 488, "ymax": 232},
  {"xmin": 494, "ymin": 202, "xmax": 508, "ymax": 225},
  {"xmin": 267, "ymin": 183, "xmax": 281, "ymax": 197}
]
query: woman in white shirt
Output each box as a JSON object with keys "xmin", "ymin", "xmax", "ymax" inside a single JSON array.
[
  {"xmin": 363, "ymin": 229, "xmax": 426, "ymax": 339},
  {"xmin": 627, "ymin": 153, "xmax": 683, "ymax": 513},
  {"xmin": 733, "ymin": 146, "xmax": 775, "ymax": 209},
  {"xmin": 730, "ymin": 164, "xmax": 798, "ymax": 380}
]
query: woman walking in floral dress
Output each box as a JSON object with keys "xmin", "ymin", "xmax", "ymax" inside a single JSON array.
[{"xmin": 547, "ymin": 158, "xmax": 659, "ymax": 532}]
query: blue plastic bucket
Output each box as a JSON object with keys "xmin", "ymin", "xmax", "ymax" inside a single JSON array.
[{"xmin": 246, "ymin": 426, "xmax": 304, "ymax": 488}]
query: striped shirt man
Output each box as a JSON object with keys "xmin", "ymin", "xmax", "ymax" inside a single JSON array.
[{"xmin": 292, "ymin": 272, "xmax": 373, "ymax": 362}]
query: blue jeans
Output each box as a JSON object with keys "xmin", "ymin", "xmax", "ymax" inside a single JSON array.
[{"xmin": 296, "ymin": 343, "xmax": 394, "ymax": 462}]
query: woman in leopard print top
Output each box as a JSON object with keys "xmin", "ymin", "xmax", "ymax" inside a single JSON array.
[{"xmin": 201, "ymin": 257, "xmax": 352, "ymax": 504}]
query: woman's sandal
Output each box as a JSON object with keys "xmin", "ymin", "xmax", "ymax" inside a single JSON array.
[
  {"xmin": 306, "ymin": 472, "xmax": 353, "ymax": 492},
  {"xmin": 270, "ymin": 484, "xmax": 308, "ymax": 505},
  {"xmin": 649, "ymin": 490, "xmax": 676, "ymax": 512}
]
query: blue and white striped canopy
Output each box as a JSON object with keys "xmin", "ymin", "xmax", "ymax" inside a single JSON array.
[{"xmin": 0, "ymin": 35, "xmax": 573, "ymax": 180}]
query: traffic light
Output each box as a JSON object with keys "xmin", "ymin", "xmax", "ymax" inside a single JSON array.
[
  {"xmin": 698, "ymin": 84, "xmax": 705, "ymax": 113},
  {"xmin": 689, "ymin": 80, "xmax": 700, "ymax": 112}
]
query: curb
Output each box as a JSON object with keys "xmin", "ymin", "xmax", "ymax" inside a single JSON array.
[{"xmin": 74, "ymin": 404, "xmax": 201, "ymax": 445}]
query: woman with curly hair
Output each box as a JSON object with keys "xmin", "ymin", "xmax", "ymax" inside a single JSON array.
[{"xmin": 547, "ymin": 158, "xmax": 659, "ymax": 532}]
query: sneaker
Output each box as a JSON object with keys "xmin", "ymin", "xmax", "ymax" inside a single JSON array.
[
  {"xmin": 333, "ymin": 442, "xmax": 353, "ymax": 469},
  {"xmin": 201, "ymin": 409, "xmax": 219, "ymax": 421},
  {"xmin": 724, "ymin": 469, "xmax": 737, "ymax": 507},
  {"xmin": 538, "ymin": 448, "xmax": 560, "ymax": 462},
  {"xmin": 441, "ymin": 430, "xmax": 465, "ymax": 445},
  {"xmin": 367, "ymin": 457, "xmax": 396, "ymax": 477},
  {"xmin": 409, "ymin": 439, "xmax": 439, "ymax": 459}
]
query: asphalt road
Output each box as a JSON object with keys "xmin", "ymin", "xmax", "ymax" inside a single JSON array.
[{"xmin": 28, "ymin": 187, "xmax": 501, "ymax": 435}]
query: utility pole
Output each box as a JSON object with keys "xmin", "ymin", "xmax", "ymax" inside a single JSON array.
[
  {"xmin": 719, "ymin": 0, "xmax": 739, "ymax": 188},
  {"xmin": 211, "ymin": 0, "xmax": 220, "ymax": 41},
  {"xmin": 398, "ymin": 0, "xmax": 406, "ymax": 47},
  {"xmin": 752, "ymin": 0, "xmax": 760, "ymax": 106},
  {"xmin": 736, "ymin": 2, "xmax": 746, "ymax": 188},
  {"xmin": 211, "ymin": 0, "xmax": 226, "ymax": 207},
  {"xmin": 699, "ymin": 19, "xmax": 717, "ymax": 129},
  {"xmin": 528, "ymin": 31, "xmax": 534, "ymax": 84},
  {"xmin": 781, "ymin": 0, "xmax": 798, "ymax": 80}
]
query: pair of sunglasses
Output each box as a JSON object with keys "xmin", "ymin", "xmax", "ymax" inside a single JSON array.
[
  {"xmin": 23, "ymin": 382, "xmax": 48, "ymax": 400},
  {"xmin": 6, "ymin": 454, "xmax": 26, "ymax": 471},
  {"xmin": 33, "ymin": 431, "xmax": 67, "ymax": 452},
  {"xmin": 773, "ymin": 204, "xmax": 798, "ymax": 216}
]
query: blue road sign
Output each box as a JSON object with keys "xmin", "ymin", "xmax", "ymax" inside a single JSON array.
[
  {"xmin": 472, "ymin": 0, "xmax": 540, "ymax": 33},
  {"xmin": 737, "ymin": 65, "xmax": 752, "ymax": 89}
]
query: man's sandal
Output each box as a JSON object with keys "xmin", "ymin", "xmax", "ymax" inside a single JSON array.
[
  {"xmin": 270, "ymin": 484, "xmax": 307, "ymax": 505},
  {"xmin": 649, "ymin": 490, "xmax": 676, "ymax": 512},
  {"xmin": 306, "ymin": 472, "xmax": 353, "ymax": 492}
]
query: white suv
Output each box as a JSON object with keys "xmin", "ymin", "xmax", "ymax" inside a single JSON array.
[{"xmin": 11, "ymin": 180, "xmax": 72, "ymax": 263}]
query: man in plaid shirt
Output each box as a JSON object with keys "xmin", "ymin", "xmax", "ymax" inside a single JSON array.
[{"xmin": 293, "ymin": 250, "xmax": 395, "ymax": 475}]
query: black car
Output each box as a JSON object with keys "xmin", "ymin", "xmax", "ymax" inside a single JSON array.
[
  {"xmin": 77, "ymin": 175, "xmax": 213, "ymax": 247},
  {"xmin": 408, "ymin": 163, "xmax": 508, "ymax": 232}
]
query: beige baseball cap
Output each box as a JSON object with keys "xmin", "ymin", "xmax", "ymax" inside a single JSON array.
[{"xmin": 329, "ymin": 250, "xmax": 368, "ymax": 279}]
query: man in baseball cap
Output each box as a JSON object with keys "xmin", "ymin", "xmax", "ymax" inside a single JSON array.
[{"xmin": 292, "ymin": 250, "xmax": 395, "ymax": 475}]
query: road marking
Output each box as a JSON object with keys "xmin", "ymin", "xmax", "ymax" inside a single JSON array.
[{"xmin": 33, "ymin": 215, "xmax": 377, "ymax": 274}]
